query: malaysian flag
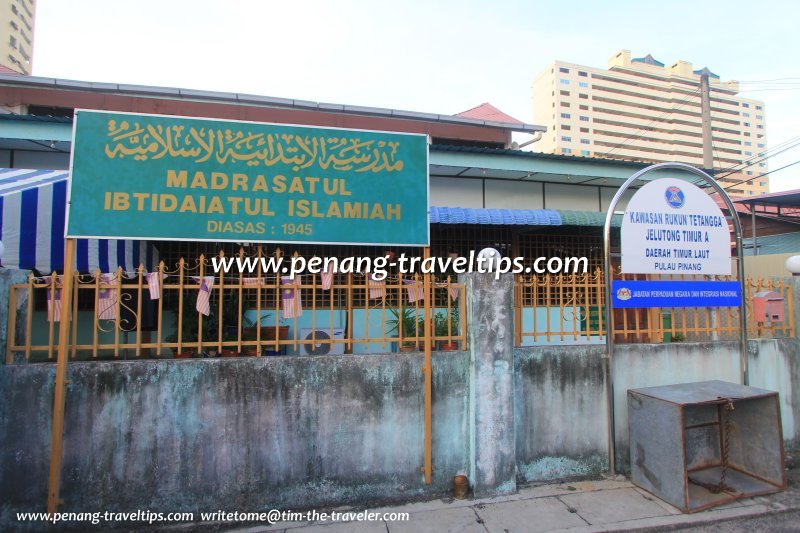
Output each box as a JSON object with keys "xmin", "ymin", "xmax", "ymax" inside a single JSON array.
[
  {"xmin": 368, "ymin": 273, "xmax": 385, "ymax": 300},
  {"xmin": 98, "ymin": 273, "xmax": 119, "ymax": 320},
  {"xmin": 47, "ymin": 287, "xmax": 62, "ymax": 323},
  {"xmin": 436, "ymin": 282, "xmax": 460, "ymax": 302},
  {"xmin": 320, "ymin": 267, "xmax": 334, "ymax": 290},
  {"xmin": 195, "ymin": 276, "xmax": 215, "ymax": 316},
  {"xmin": 242, "ymin": 277, "xmax": 265, "ymax": 286},
  {"xmin": 146, "ymin": 272, "xmax": 164, "ymax": 299},
  {"xmin": 405, "ymin": 279, "xmax": 424, "ymax": 303},
  {"xmin": 281, "ymin": 276, "xmax": 303, "ymax": 319}
]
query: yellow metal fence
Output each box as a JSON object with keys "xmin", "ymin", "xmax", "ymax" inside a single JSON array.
[
  {"xmin": 514, "ymin": 269, "xmax": 795, "ymax": 345},
  {"xmin": 6, "ymin": 250, "xmax": 466, "ymax": 363}
]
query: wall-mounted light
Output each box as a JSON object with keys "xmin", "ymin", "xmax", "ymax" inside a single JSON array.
[{"xmin": 785, "ymin": 255, "xmax": 800, "ymax": 276}]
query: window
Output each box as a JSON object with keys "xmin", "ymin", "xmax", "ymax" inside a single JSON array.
[
  {"xmin": 743, "ymin": 113, "xmax": 750, "ymax": 118},
  {"xmin": 581, "ymin": 149, "xmax": 590, "ymax": 156},
  {"xmin": 559, "ymin": 67, "xmax": 570, "ymax": 74},
  {"xmin": 759, "ymin": 163, "xmax": 766, "ymax": 167},
  {"xmin": 579, "ymin": 104, "xmax": 589, "ymax": 110},
  {"xmin": 744, "ymin": 122, "xmax": 750, "ymax": 127},
  {"xmin": 756, "ymin": 105, "xmax": 762, "ymax": 110},
  {"xmin": 757, "ymin": 125, "xmax": 764, "ymax": 129},
  {"xmin": 758, "ymin": 143, "xmax": 765, "ymax": 148},
  {"xmin": 561, "ymin": 136, "xmax": 572, "ymax": 142},
  {"xmin": 580, "ymin": 115, "xmax": 589, "ymax": 121},
  {"xmin": 560, "ymin": 79, "xmax": 570, "ymax": 85},
  {"xmin": 742, "ymin": 103, "xmax": 750, "ymax": 108},
  {"xmin": 745, "ymin": 151, "xmax": 752, "ymax": 156},
  {"xmin": 580, "ymin": 127, "xmax": 589, "ymax": 133},
  {"xmin": 561, "ymin": 125, "xmax": 571, "ymax": 130},
  {"xmin": 579, "ymin": 82, "xmax": 589, "ymax": 88},
  {"xmin": 8, "ymin": 36, "xmax": 16, "ymax": 49},
  {"xmin": 560, "ymin": 113, "xmax": 571, "ymax": 119},
  {"xmin": 580, "ymin": 139, "xmax": 590, "ymax": 145},
  {"xmin": 561, "ymin": 102, "xmax": 571, "ymax": 108},
  {"xmin": 579, "ymin": 93, "xmax": 588, "ymax": 99},
  {"xmin": 563, "ymin": 148, "xmax": 572, "ymax": 154},
  {"xmin": 746, "ymin": 171, "xmax": 753, "ymax": 175},
  {"xmin": 560, "ymin": 90, "xmax": 570, "ymax": 96},
  {"xmin": 578, "ymin": 71, "xmax": 588, "ymax": 77},
  {"xmin": 744, "ymin": 132, "xmax": 750, "ymax": 137},
  {"xmin": 756, "ymin": 115, "xmax": 763, "ymax": 120},
  {"xmin": 744, "ymin": 141, "xmax": 751, "ymax": 146},
  {"xmin": 759, "ymin": 181, "xmax": 767, "ymax": 187}
]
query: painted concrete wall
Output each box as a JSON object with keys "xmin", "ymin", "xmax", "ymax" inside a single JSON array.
[
  {"xmin": 515, "ymin": 338, "xmax": 800, "ymax": 483},
  {"xmin": 0, "ymin": 352, "xmax": 470, "ymax": 524}
]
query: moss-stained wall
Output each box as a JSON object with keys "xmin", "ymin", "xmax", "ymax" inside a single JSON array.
[{"xmin": 0, "ymin": 352, "xmax": 469, "ymax": 526}]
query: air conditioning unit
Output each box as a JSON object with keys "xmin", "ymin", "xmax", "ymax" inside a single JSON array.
[{"xmin": 300, "ymin": 328, "xmax": 345, "ymax": 355}]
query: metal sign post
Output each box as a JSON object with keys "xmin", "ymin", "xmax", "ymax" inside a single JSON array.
[
  {"xmin": 47, "ymin": 238, "xmax": 76, "ymax": 514},
  {"xmin": 602, "ymin": 162, "xmax": 747, "ymax": 476}
]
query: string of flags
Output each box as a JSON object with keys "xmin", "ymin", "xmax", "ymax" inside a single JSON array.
[{"xmin": 38, "ymin": 269, "xmax": 460, "ymax": 323}]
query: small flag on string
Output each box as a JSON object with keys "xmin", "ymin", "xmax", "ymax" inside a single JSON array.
[
  {"xmin": 47, "ymin": 286, "xmax": 62, "ymax": 323},
  {"xmin": 282, "ymin": 276, "xmax": 303, "ymax": 319},
  {"xmin": 320, "ymin": 266, "xmax": 334, "ymax": 291},
  {"xmin": 405, "ymin": 279, "xmax": 424, "ymax": 303},
  {"xmin": 242, "ymin": 277, "xmax": 265, "ymax": 286},
  {"xmin": 98, "ymin": 273, "xmax": 119, "ymax": 320},
  {"xmin": 368, "ymin": 273, "xmax": 385, "ymax": 300},
  {"xmin": 146, "ymin": 272, "xmax": 164, "ymax": 300},
  {"xmin": 436, "ymin": 281, "xmax": 460, "ymax": 302},
  {"xmin": 195, "ymin": 276, "xmax": 215, "ymax": 316}
]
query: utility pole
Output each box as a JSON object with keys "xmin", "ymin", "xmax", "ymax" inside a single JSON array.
[
  {"xmin": 700, "ymin": 70, "xmax": 720, "ymax": 340},
  {"xmin": 700, "ymin": 70, "xmax": 714, "ymax": 171}
]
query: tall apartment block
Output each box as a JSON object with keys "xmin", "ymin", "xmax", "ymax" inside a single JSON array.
[
  {"xmin": 533, "ymin": 50, "xmax": 769, "ymax": 195},
  {"xmin": 0, "ymin": 0, "xmax": 35, "ymax": 75}
]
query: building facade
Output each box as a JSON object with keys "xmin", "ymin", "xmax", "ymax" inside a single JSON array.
[
  {"xmin": 0, "ymin": 0, "xmax": 35, "ymax": 75},
  {"xmin": 533, "ymin": 49, "xmax": 769, "ymax": 195}
]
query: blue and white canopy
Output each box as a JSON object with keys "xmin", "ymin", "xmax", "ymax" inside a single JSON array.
[{"xmin": 0, "ymin": 168, "xmax": 159, "ymax": 273}]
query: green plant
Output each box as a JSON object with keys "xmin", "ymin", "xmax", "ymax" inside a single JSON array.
[
  {"xmin": 388, "ymin": 308, "xmax": 423, "ymax": 341},
  {"xmin": 434, "ymin": 307, "xmax": 460, "ymax": 337},
  {"xmin": 671, "ymin": 332, "xmax": 686, "ymax": 342},
  {"xmin": 164, "ymin": 289, "xmax": 219, "ymax": 346}
]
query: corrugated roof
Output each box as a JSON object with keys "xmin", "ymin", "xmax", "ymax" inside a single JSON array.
[
  {"xmin": 557, "ymin": 210, "xmax": 622, "ymax": 227},
  {"xmin": 430, "ymin": 144, "xmax": 650, "ymax": 168},
  {"xmin": 429, "ymin": 207, "xmax": 621, "ymax": 227},
  {"xmin": 0, "ymin": 74, "xmax": 548, "ymax": 133}
]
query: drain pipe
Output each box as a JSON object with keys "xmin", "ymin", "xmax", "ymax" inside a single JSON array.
[{"xmin": 514, "ymin": 131, "xmax": 543, "ymax": 149}]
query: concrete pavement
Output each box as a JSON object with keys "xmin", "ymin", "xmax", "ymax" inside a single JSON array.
[{"xmin": 226, "ymin": 476, "xmax": 800, "ymax": 533}]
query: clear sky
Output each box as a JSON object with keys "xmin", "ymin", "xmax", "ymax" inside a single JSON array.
[{"xmin": 32, "ymin": 0, "xmax": 800, "ymax": 191}]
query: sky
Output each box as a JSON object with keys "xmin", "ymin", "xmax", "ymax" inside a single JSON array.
[{"xmin": 32, "ymin": 0, "xmax": 800, "ymax": 191}]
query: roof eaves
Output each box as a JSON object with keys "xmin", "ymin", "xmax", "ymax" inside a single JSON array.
[{"xmin": 0, "ymin": 74, "xmax": 546, "ymax": 133}]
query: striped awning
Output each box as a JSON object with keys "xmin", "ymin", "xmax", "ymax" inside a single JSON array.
[
  {"xmin": 0, "ymin": 168, "xmax": 158, "ymax": 273},
  {"xmin": 429, "ymin": 206, "xmax": 622, "ymax": 227}
]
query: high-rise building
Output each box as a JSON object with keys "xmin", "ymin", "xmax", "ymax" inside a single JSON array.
[
  {"xmin": 533, "ymin": 50, "xmax": 769, "ymax": 195},
  {"xmin": 0, "ymin": 0, "xmax": 36, "ymax": 75}
]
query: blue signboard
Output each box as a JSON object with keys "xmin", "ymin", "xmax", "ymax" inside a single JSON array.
[{"xmin": 611, "ymin": 280, "xmax": 741, "ymax": 308}]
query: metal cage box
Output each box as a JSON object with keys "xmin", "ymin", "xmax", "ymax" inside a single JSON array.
[{"xmin": 628, "ymin": 380, "xmax": 786, "ymax": 513}]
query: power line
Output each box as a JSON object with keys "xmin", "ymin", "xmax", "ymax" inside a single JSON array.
[
  {"xmin": 714, "ymin": 137, "xmax": 800, "ymax": 180},
  {"xmin": 713, "ymin": 135, "xmax": 800, "ymax": 176},
  {"xmin": 601, "ymin": 89, "xmax": 701, "ymax": 157},
  {"xmin": 722, "ymin": 159, "xmax": 800, "ymax": 191}
]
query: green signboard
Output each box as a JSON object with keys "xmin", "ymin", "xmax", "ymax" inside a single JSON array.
[{"xmin": 66, "ymin": 110, "xmax": 429, "ymax": 245}]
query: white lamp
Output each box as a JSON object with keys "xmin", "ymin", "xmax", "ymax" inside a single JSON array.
[{"xmin": 785, "ymin": 255, "xmax": 800, "ymax": 276}]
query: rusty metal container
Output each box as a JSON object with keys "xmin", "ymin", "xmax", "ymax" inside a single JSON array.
[{"xmin": 628, "ymin": 380, "xmax": 786, "ymax": 513}]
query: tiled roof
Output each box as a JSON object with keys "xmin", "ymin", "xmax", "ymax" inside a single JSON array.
[{"xmin": 455, "ymin": 103, "xmax": 524, "ymax": 125}]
